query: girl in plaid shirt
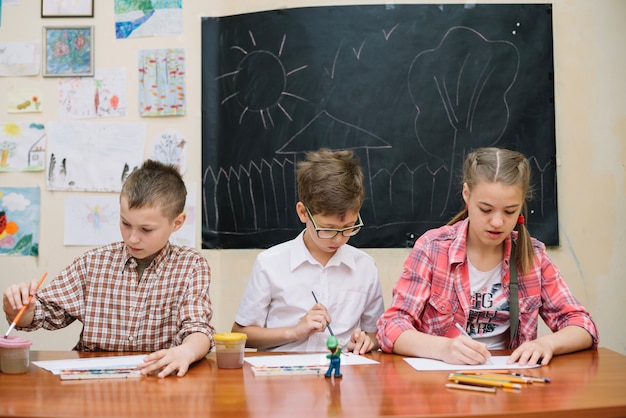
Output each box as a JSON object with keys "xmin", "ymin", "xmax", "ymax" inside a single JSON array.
[{"xmin": 377, "ymin": 147, "xmax": 598, "ymax": 366}]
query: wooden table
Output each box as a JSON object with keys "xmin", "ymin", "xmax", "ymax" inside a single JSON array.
[{"xmin": 1, "ymin": 348, "xmax": 625, "ymax": 418}]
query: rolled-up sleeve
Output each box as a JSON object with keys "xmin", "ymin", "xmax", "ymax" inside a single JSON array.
[
  {"xmin": 377, "ymin": 243, "xmax": 434, "ymax": 353},
  {"xmin": 535, "ymin": 250, "xmax": 599, "ymax": 348}
]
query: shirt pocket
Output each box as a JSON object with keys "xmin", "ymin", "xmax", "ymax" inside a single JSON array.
[
  {"xmin": 332, "ymin": 290, "xmax": 367, "ymax": 329},
  {"xmin": 144, "ymin": 282, "xmax": 183, "ymax": 326},
  {"xmin": 148, "ymin": 303, "xmax": 173, "ymax": 320},
  {"xmin": 516, "ymin": 295, "xmax": 541, "ymax": 338},
  {"xmin": 422, "ymin": 293, "xmax": 458, "ymax": 335}
]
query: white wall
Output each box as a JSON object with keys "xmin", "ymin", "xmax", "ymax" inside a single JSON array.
[{"xmin": 0, "ymin": 0, "xmax": 624, "ymax": 355}]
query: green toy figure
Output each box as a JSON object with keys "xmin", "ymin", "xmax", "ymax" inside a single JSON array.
[{"xmin": 325, "ymin": 336, "xmax": 342, "ymax": 378}]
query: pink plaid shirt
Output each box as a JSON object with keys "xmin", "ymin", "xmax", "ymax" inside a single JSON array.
[
  {"xmin": 23, "ymin": 242, "xmax": 214, "ymax": 352},
  {"xmin": 376, "ymin": 218, "xmax": 599, "ymax": 352}
]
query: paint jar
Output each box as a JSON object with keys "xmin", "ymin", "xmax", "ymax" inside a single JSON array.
[
  {"xmin": 0, "ymin": 336, "xmax": 32, "ymax": 374},
  {"xmin": 214, "ymin": 332, "xmax": 247, "ymax": 369}
]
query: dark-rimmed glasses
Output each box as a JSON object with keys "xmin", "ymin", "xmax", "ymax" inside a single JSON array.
[{"xmin": 305, "ymin": 206, "xmax": 364, "ymax": 239}]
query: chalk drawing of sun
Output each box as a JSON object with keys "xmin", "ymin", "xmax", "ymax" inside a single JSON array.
[{"xmin": 217, "ymin": 31, "xmax": 308, "ymax": 129}]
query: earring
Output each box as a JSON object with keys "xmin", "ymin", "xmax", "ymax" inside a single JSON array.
[{"xmin": 517, "ymin": 215, "xmax": 525, "ymax": 225}]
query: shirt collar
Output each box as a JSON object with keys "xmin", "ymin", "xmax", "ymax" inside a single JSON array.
[
  {"xmin": 449, "ymin": 218, "xmax": 470, "ymax": 265},
  {"xmin": 290, "ymin": 230, "xmax": 357, "ymax": 271},
  {"xmin": 123, "ymin": 241, "xmax": 172, "ymax": 274},
  {"xmin": 449, "ymin": 218, "xmax": 516, "ymax": 269}
]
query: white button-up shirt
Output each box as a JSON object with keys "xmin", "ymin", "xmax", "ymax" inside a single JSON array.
[{"xmin": 235, "ymin": 231, "xmax": 384, "ymax": 351}]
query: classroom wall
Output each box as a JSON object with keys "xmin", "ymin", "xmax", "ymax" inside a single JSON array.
[{"xmin": 0, "ymin": 0, "xmax": 624, "ymax": 355}]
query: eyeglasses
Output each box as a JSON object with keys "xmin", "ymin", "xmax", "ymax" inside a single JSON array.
[{"xmin": 305, "ymin": 206, "xmax": 364, "ymax": 239}]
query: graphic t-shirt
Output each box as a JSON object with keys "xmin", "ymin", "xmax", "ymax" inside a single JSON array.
[{"xmin": 466, "ymin": 259, "xmax": 510, "ymax": 349}]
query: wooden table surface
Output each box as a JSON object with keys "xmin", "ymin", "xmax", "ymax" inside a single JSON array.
[{"xmin": 0, "ymin": 348, "xmax": 625, "ymax": 418}]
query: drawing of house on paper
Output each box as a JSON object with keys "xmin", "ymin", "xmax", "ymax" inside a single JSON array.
[{"xmin": 0, "ymin": 122, "xmax": 46, "ymax": 172}]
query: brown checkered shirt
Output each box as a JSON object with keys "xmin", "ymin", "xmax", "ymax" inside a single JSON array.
[{"xmin": 24, "ymin": 241, "xmax": 215, "ymax": 352}]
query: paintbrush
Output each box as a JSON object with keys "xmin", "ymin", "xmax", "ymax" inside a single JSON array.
[
  {"xmin": 311, "ymin": 291, "xmax": 334, "ymax": 336},
  {"xmin": 4, "ymin": 272, "xmax": 47, "ymax": 338}
]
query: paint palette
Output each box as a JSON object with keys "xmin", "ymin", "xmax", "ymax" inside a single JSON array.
[{"xmin": 250, "ymin": 365, "xmax": 325, "ymax": 376}]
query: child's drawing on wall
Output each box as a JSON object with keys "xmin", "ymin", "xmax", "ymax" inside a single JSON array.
[
  {"xmin": 46, "ymin": 121, "xmax": 145, "ymax": 192},
  {"xmin": 149, "ymin": 129, "xmax": 187, "ymax": 174},
  {"xmin": 0, "ymin": 187, "xmax": 40, "ymax": 256},
  {"xmin": 138, "ymin": 48, "xmax": 185, "ymax": 117},
  {"xmin": 115, "ymin": 0, "xmax": 183, "ymax": 39},
  {"xmin": 64, "ymin": 194, "xmax": 121, "ymax": 246},
  {"xmin": 58, "ymin": 68, "xmax": 127, "ymax": 119},
  {"xmin": 0, "ymin": 42, "xmax": 40, "ymax": 76},
  {"xmin": 8, "ymin": 87, "xmax": 44, "ymax": 113},
  {"xmin": 0, "ymin": 122, "xmax": 46, "ymax": 172}
]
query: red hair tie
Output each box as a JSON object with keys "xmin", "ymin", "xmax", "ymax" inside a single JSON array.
[{"xmin": 517, "ymin": 215, "xmax": 525, "ymax": 225}]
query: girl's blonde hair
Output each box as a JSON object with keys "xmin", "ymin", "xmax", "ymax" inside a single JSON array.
[{"xmin": 447, "ymin": 147, "xmax": 534, "ymax": 273}]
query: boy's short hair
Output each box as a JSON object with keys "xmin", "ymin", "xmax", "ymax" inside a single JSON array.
[
  {"xmin": 121, "ymin": 159, "xmax": 187, "ymax": 220},
  {"xmin": 296, "ymin": 148, "xmax": 364, "ymax": 216}
]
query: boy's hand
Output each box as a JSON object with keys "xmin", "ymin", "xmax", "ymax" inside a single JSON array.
[
  {"xmin": 346, "ymin": 328, "xmax": 375, "ymax": 354},
  {"xmin": 292, "ymin": 303, "xmax": 332, "ymax": 340},
  {"xmin": 138, "ymin": 333, "xmax": 212, "ymax": 378},
  {"xmin": 3, "ymin": 280, "xmax": 39, "ymax": 324},
  {"xmin": 137, "ymin": 345, "xmax": 196, "ymax": 378}
]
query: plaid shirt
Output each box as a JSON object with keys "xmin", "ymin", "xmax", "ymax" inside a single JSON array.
[
  {"xmin": 376, "ymin": 218, "xmax": 599, "ymax": 352},
  {"xmin": 22, "ymin": 242, "xmax": 215, "ymax": 352}
]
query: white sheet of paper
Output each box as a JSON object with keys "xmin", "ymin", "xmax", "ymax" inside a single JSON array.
[
  {"xmin": 244, "ymin": 353, "xmax": 378, "ymax": 367},
  {"xmin": 403, "ymin": 355, "xmax": 541, "ymax": 371},
  {"xmin": 33, "ymin": 355, "xmax": 147, "ymax": 374}
]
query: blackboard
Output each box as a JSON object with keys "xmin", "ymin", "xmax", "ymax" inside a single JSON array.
[{"xmin": 201, "ymin": 4, "xmax": 557, "ymax": 249}]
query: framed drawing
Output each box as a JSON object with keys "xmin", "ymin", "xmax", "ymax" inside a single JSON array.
[
  {"xmin": 42, "ymin": 0, "xmax": 94, "ymax": 18},
  {"xmin": 43, "ymin": 26, "xmax": 94, "ymax": 77}
]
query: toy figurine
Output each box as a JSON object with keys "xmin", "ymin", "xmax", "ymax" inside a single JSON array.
[{"xmin": 325, "ymin": 336, "xmax": 342, "ymax": 378}]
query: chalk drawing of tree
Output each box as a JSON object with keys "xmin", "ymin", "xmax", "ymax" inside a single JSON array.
[{"xmin": 408, "ymin": 26, "xmax": 519, "ymax": 215}]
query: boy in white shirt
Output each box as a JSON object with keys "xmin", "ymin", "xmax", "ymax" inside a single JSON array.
[{"xmin": 232, "ymin": 148, "xmax": 384, "ymax": 353}]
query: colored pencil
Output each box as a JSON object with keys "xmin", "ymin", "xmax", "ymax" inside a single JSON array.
[
  {"xmin": 512, "ymin": 372, "xmax": 551, "ymax": 383},
  {"xmin": 448, "ymin": 373, "xmax": 523, "ymax": 390},
  {"xmin": 453, "ymin": 323, "xmax": 494, "ymax": 365},
  {"xmin": 445, "ymin": 383, "xmax": 497, "ymax": 393}
]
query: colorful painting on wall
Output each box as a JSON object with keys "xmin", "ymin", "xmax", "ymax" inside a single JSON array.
[
  {"xmin": 114, "ymin": 0, "xmax": 182, "ymax": 39},
  {"xmin": 0, "ymin": 122, "xmax": 46, "ymax": 172},
  {"xmin": 0, "ymin": 187, "xmax": 40, "ymax": 256},
  {"xmin": 43, "ymin": 26, "xmax": 94, "ymax": 77},
  {"xmin": 138, "ymin": 48, "xmax": 185, "ymax": 117},
  {"xmin": 58, "ymin": 68, "xmax": 127, "ymax": 119}
]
